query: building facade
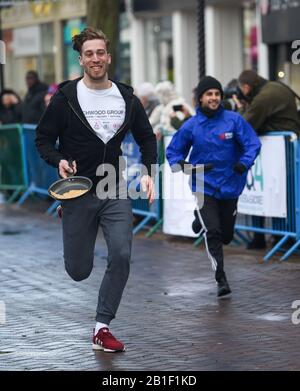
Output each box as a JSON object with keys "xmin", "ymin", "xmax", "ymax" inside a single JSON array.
[
  {"xmin": 2, "ymin": 0, "xmax": 88, "ymax": 96},
  {"xmin": 130, "ymin": 0, "xmax": 268, "ymax": 103},
  {"xmin": 2, "ymin": 0, "xmax": 298, "ymax": 103},
  {"xmin": 260, "ymin": 0, "xmax": 300, "ymax": 94}
]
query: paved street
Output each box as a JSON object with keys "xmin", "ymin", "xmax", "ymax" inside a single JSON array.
[{"xmin": 0, "ymin": 203, "xmax": 300, "ymax": 371}]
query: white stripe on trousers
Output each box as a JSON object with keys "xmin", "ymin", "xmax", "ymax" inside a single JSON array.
[{"xmin": 195, "ymin": 197, "xmax": 218, "ymax": 271}]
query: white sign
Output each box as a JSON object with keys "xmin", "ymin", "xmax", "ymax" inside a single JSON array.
[
  {"xmin": 163, "ymin": 136, "xmax": 198, "ymax": 238},
  {"xmin": 0, "ymin": 40, "xmax": 5, "ymax": 64},
  {"xmin": 13, "ymin": 26, "xmax": 41, "ymax": 57},
  {"xmin": 238, "ymin": 135, "xmax": 287, "ymax": 218}
]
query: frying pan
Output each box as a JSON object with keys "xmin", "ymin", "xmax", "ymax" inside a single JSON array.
[{"xmin": 48, "ymin": 159, "xmax": 92, "ymax": 200}]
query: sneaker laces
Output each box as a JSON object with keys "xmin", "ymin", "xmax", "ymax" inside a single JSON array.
[{"xmin": 99, "ymin": 328, "xmax": 116, "ymax": 340}]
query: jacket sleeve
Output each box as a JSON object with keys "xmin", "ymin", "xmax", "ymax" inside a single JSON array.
[
  {"xmin": 35, "ymin": 94, "xmax": 67, "ymax": 168},
  {"xmin": 242, "ymin": 91, "xmax": 271, "ymax": 132},
  {"xmin": 130, "ymin": 95, "xmax": 157, "ymax": 177},
  {"xmin": 166, "ymin": 120, "xmax": 193, "ymax": 169},
  {"xmin": 234, "ymin": 114, "xmax": 262, "ymax": 169}
]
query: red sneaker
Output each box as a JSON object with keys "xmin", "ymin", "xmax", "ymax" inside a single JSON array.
[{"xmin": 92, "ymin": 327, "xmax": 125, "ymax": 352}]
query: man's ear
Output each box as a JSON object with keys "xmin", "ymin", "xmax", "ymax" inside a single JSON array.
[
  {"xmin": 79, "ymin": 55, "xmax": 83, "ymax": 66},
  {"xmin": 108, "ymin": 54, "xmax": 112, "ymax": 64}
]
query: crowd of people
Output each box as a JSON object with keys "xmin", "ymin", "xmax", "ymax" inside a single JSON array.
[{"xmin": 0, "ymin": 70, "xmax": 58, "ymax": 126}]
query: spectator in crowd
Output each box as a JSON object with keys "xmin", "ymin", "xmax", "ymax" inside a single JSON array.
[
  {"xmin": 136, "ymin": 82, "xmax": 160, "ymax": 117},
  {"xmin": 233, "ymin": 69, "xmax": 300, "ymax": 249},
  {"xmin": 166, "ymin": 76, "xmax": 261, "ymax": 297},
  {"xmin": 169, "ymin": 87, "xmax": 198, "ymax": 130},
  {"xmin": 0, "ymin": 89, "xmax": 22, "ymax": 125},
  {"xmin": 234, "ymin": 70, "xmax": 300, "ymax": 135},
  {"xmin": 149, "ymin": 80, "xmax": 194, "ymax": 137},
  {"xmin": 44, "ymin": 83, "xmax": 59, "ymax": 107},
  {"xmin": 21, "ymin": 70, "xmax": 48, "ymax": 124},
  {"xmin": 222, "ymin": 79, "xmax": 249, "ymax": 112}
]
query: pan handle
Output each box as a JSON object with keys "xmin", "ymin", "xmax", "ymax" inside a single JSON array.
[{"xmin": 67, "ymin": 158, "xmax": 75, "ymax": 177}]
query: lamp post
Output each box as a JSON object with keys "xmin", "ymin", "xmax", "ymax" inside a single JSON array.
[{"xmin": 197, "ymin": 0, "xmax": 206, "ymax": 80}]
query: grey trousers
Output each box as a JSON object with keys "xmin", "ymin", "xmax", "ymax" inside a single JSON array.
[{"xmin": 61, "ymin": 192, "xmax": 133, "ymax": 324}]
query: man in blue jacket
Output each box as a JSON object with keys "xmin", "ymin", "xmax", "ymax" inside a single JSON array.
[{"xmin": 166, "ymin": 76, "xmax": 261, "ymax": 297}]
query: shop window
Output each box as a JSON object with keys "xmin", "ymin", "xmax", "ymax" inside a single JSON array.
[
  {"xmin": 144, "ymin": 15, "xmax": 173, "ymax": 84},
  {"xmin": 41, "ymin": 23, "xmax": 55, "ymax": 84},
  {"xmin": 63, "ymin": 18, "xmax": 86, "ymax": 80}
]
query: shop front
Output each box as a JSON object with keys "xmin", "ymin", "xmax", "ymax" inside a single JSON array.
[{"xmin": 261, "ymin": 0, "xmax": 300, "ymax": 93}]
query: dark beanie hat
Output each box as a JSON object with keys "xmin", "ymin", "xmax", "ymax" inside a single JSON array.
[{"xmin": 196, "ymin": 76, "xmax": 223, "ymax": 101}]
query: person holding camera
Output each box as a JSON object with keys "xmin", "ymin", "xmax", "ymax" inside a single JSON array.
[
  {"xmin": 149, "ymin": 81, "xmax": 194, "ymax": 138},
  {"xmin": 233, "ymin": 69, "xmax": 300, "ymax": 249},
  {"xmin": 234, "ymin": 70, "xmax": 300, "ymax": 136},
  {"xmin": 166, "ymin": 76, "xmax": 261, "ymax": 297},
  {"xmin": 222, "ymin": 79, "xmax": 249, "ymax": 112}
]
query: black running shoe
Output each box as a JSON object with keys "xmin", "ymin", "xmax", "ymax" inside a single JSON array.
[
  {"xmin": 217, "ymin": 274, "xmax": 231, "ymax": 298},
  {"xmin": 192, "ymin": 209, "xmax": 202, "ymax": 234}
]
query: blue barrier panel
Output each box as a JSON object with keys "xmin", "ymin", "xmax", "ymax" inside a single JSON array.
[
  {"xmin": 279, "ymin": 137, "xmax": 300, "ymax": 260},
  {"xmin": 0, "ymin": 124, "xmax": 28, "ymax": 203},
  {"xmin": 16, "ymin": 124, "xmax": 59, "ymax": 212},
  {"xmin": 235, "ymin": 131, "xmax": 300, "ymax": 261},
  {"xmin": 121, "ymin": 132, "xmax": 160, "ymax": 234}
]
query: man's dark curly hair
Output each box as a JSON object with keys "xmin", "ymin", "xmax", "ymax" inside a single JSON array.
[{"xmin": 72, "ymin": 27, "xmax": 110, "ymax": 53}]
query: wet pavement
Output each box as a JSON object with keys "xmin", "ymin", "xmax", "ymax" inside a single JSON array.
[{"xmin": 0, "ymin": 203, "xmax": 300, "ymax": 371}]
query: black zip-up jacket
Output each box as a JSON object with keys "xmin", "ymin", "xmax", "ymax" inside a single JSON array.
[{"xmin": 35, "ymin": 78, "xmax": 157, "ymax": 187}]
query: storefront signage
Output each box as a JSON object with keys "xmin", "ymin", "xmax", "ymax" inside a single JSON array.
[
  {"xmin": 261, "ymin": 0, "xmax": 300, "ymax": 43},
  {"xmin": 269, "ymin": 0, "xmax": 300, "ymax": 12},
  {"xmin": 13, "ymin": 26, "xmax": 41, "ymax": 57}
]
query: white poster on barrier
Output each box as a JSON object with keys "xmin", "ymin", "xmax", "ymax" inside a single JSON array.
[
  {"xmin": 163, "ymin": 136, "xmax": 198, "ymax": 237},
  {"xmin": 238, "ymin": 135, "xmax": 287, "ymax": 218}
]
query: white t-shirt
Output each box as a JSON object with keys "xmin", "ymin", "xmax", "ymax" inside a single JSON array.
[{"xmin": 77, "ymin": 79, "xmax": 126, "ymax": 144}]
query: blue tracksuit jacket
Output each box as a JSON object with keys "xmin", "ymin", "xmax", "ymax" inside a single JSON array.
[{"xmin": 166, "ymin": 106, "xmax": 261, "ymax": 199}]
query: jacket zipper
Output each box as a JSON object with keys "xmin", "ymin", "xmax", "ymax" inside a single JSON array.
[
  {"xmin": 68, "ymin": 100, "xmax": 98, "ymax": 137},
  {"xmin": 68, "ymin": 100, "xmax": 108, "ymax": 168}
]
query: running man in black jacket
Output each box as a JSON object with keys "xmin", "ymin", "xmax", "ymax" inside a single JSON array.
[{"xmin": 36, "ymin": 27, "xmax": 157, "ymax": 352}]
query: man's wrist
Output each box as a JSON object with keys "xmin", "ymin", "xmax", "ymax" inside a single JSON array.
[{"xmin": 234, "ymin": 162, "xmax": 247, "ymax": 174}]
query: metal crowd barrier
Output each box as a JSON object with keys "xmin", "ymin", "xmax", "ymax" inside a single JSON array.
[
  {"xmin": 16, "ymin": 124, "xmax": 59, "ymax": 214},
  {"xmin": 0, "ymin": 123, "xmax": 58, "ymax": 212},
  {"xmin": 0, "ymin": 124, "xmax": 29, "ymax": 203},
  {"xmin": 121, "ymin": 132, "xmax": 161, "ymax": 235},
  {"xmin": 235, "ymin": 131, "xmax": 300, "ymax": 261}
]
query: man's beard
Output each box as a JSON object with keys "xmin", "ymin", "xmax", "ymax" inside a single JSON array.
[
  {"xmin": 86, "ymin": 65, "xmax": 109, "ymax": 81},
  {"xmin": 200, "ymin": 103, "xmax": 220, "ymax": 118}
]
